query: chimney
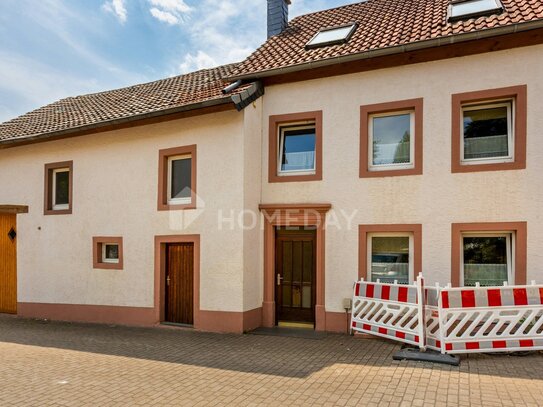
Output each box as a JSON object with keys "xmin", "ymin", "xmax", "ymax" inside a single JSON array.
[{"xmin": 267, "ymin": 0, "xmax": 291, "ymax": 38}]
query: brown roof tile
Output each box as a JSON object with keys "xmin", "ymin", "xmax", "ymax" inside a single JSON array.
[
  {"xmin": 0, "ymin": 63, "xmax": 241, "ymax": 143},
  {"xmin": 231, "ymin": 0, "xmax": 543, "ymax": 78}
]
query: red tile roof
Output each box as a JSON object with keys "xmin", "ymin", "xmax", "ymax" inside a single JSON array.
[
  {"xmin": 230, "ymin": 0, "xmax": 543, "ymax": 79},
  {"xmin": 0, "ymin": 64, "xmax": 242, "ymax": 144}
]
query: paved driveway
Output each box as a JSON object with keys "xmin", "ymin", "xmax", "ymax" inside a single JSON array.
[{"xmin": 0, "ymin": 315, "xmax": 542, "ymax": 406}]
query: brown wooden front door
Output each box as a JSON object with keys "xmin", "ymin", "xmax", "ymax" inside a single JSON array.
[
  {"xmin": 165, "ymin": 243, "xmax": 194, "ymax": 325},
  {"xmin": 0, "ymin": 214, "xmax": 17, "ymax": 314},
  {"xmin": 275, "ymin": 228, "xmax": 316, "ymax": 324}
]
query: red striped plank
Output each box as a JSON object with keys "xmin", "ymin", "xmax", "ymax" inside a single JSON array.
[
  {"xmin": 520, "ymin": 340, "xmax": 534, "ymax": 347},
  {"xmin": 381, "ymin": 285, "xmax": 390, "ymax": 300},
  {"xmin": 461, "ymin": 290, "xmax": 476, "ymax": 308},
  {"xmin": 487, "ymin": 289, "xmax": 502, "ymax": 307},
  {"xmin": 466, "ymin": 342, "xmax": 480, "ymax": 350},
  {"xmin": 363, "ymin": 324, "xmax": 371, "ymax": 331},
  {"xmin": 397, "ymin": 286, "xmax": 408, "ymax": 303},
  {"xmin": 442, "ymin": 291, "xmax": 449, "ymax": 308},
  {"xmin": 378, "ymin": 327, "xmax": 387, "ymax": 335},
  {"xmin": 492, "ymin": 341, "xmax": 507, "ymax": 349},
  {"xmin": 366, "ymin": 284, "xmax": 375, "ymax": 299},
  {"xmin": 395, "ymin": 332, "xmax": 405, "ymax": 339},
  {"xmin": 355, "ymin": 283, "xmax": 360, "ymax": 296},
  {"xmin": 513, "ymin": 288, "xmax": 528, "ymax": 306}
]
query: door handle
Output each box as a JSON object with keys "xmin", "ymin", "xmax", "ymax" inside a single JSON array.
[
  {"xmin": 167, "ymin": 275, "xmax": 171, "ymax": 286},
  {"xmin": 277, "ymin": 273, "xmax": 283, "ymax": 286}
]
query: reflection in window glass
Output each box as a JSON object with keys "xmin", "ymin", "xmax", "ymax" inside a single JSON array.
[
  {"xmin": 280, "ymin": 127, "xmax": 316, "ymax": 173},
  {"xmin": 463, "ymin": 105, "xmax": 510, "ymax": 160},
  {"xmin": 306, "ymin": 24, "xmax": 356, "ymax": 48},
  {"xmin": 371, "ymin": 113, "xmax": 412, "ymax": 166},
  {"xmin": 170, "ymin": 156, "xmax": 192, "ymax": 201},
  {"xmin": 451, "ymin": 0, "xmax": 501, "ymax": 18},
  {"xmin": 371, "ymin": 236, "xmax": 410, "ymax": 284},
  {"xmin": 463, "ymin": 236, "xmax": 510, "ymax": 286},
  {"xmin": 54, "ymin": 170, "xmax": 69, "ymax": 207}
]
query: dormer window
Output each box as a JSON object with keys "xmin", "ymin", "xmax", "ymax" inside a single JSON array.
[
  {"xmin": 305, "ymin": 23, "xmax": 357, "ymax": 49},
  {"xmin": 449, "ymin": 0, "xmax": 503, "ymax": 21}
]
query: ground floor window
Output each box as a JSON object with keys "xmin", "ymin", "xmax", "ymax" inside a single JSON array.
[
  {"xmin": 367, "ymin": 233, "xmax": 413, "ymax": 284},
  {"xmin": 461, "ymin": 233, "xmax": 513, "ymax": 286}
]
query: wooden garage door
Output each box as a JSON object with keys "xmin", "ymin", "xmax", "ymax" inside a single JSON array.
[{"xmin": 0, "ymin": 214, "xmax": 17, "ymax": 314}]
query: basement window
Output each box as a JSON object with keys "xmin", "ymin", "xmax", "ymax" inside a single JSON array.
[
  {"xmin": 93, "ymin": 237, "xmax": 123, "ymax": 270},
  {"xmin": 449, "ymin": 0, "xmax": 503, "ymax": 21},
  {"xmin": 306, "ymin": 23, "xmax": 357, "ymax": 49}
]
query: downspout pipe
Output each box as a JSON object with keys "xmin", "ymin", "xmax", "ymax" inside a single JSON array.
[{"xmin": 222, "ymin": 80, "xmax": 243, "ymax": 94}]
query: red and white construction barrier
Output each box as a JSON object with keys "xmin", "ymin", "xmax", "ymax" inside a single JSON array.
[
  {"xmin": 351, "ymin": 276, "xmax": 543, "ymax": 355},
  {"xmin": 351, "ymin": 276, "xmax": 426, "ymax": 349},
  {"xmin": 438, "ymin": 283, "xmax": 543, "ymax": 354}
]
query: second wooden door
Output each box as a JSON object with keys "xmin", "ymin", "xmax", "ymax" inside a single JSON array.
[{"xmin": 165, "ymin": 243, "xmax": 194, "ymax": 325}]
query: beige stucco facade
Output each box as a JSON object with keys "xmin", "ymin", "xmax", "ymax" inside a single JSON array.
[{"xmin": 1, "ymin": 44, "xmax": 542, "ymax": 333}]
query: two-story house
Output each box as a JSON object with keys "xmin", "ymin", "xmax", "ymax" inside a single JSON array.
[{"xmin": 1, "ymin": 0, "xmax": 542, "ymax": 334}]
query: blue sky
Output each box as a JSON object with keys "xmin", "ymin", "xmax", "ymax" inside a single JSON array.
[{"xmin": 0, "ymin": 0, "xmax": 358, "ymax": 122}]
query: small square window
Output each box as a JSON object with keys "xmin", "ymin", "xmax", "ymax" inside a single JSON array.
[
  {"xmin": 461, "ymin": 233, "xmax": 513, "ymax": 287},
  {"xmin": 44, "ymin": 161, "xmax": 73, "ymax": 215},
  {"xmin": 158, "ymin": 145, "xmax": 197, "ymax": 210},
  {"xmin": 461, "ymin": 101, "xmax": 513, "ymax": 164},
  {"xmin": 278, "ymin": 124, "xmax": 316, "ymax": 175},
  {"xmin": 102, "ymin": 243, "xmax": 120, "ymax": 264},
  {"xmin": 368, "ymin": 234, "xmax": 413, "ymax": 284},
  {"xmin": 369, "ymin": 111, "xmax": 415, "ymax": 171},
  {"xmin": 168, "ymin": 155, "xmax": 192, "ymax": 205},
  {"xmin": 93, "ymin": 237, "xmax": 123, "ymax": 270},
  {"xmin": 449, "ymin": 0, "xmax": 503, "ymax": 21}
]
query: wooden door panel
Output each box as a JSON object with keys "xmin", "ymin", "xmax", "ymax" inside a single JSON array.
[
  {"xmin": 0, "ymin": 214, "xmax": 17, "ymax": 314},
  {"xmin": 275, "ymin": 229, "xmax": 316, "ymax": 324},
  {"xmin": 166, "ymin": 243, "xmax": 194, "ymax": 325}
]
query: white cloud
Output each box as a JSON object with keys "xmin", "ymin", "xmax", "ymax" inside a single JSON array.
[
  {"xmin": 178, "ymin": 51, "xmax": 217, "ymax": 74},
  {"xmin": 149, "ymin": 0, "xmax": 191, "ymax": 13},
  {"xmin": 148, "ymin": 0, "xmax": 190, "ymax": 25},
  {"xmin": 102, "ymin": 0, "xmax": 127, "ymax": 24},
  {"xmin": 150, "ymin": 8, "xmax": 179, "ymax": 25}
]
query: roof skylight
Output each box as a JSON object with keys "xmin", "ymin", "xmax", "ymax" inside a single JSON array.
[
  {"xmin": 449, "ymin": 0, "xmax": 503, "ymax": 21},
  {"xmin": 306, "ymin": 23, "xmax": 358, "ymax": 49}
]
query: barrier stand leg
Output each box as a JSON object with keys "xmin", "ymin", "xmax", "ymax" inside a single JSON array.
[{"xmin": 393, "ymin": 275, "xmax": 460, "ymax": 366}]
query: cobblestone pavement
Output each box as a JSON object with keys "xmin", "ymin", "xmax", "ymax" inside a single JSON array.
[{"xmin": 0, "ymin": 315, "xmax": 542, "ymax": 407}]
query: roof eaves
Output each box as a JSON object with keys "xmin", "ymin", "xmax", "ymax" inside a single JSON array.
[
  {"xmin": 225, "ymin": 19, "xmax": 543, "ymax": 82},
  {"xmin": 0, "ymin": 95, "xmax": 234, "ymax": 148}
]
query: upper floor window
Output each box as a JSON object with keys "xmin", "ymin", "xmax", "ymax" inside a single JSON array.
[
  {"xmin": 449, "ymin": 0, "xmax": 503, "ymax": 21},
  {"xmin": 360, "ymin": 98, "xmax": 423, "ymax": 178},
  {"xmin": 451, "ymin": 85, "xmax": 527, "ymax": 173},
  {"xmin": 269, "ymin": 111, "xmax": 323, "ymax": 183},
  {"xmin": 461, "ymin": 101, "xmax": 513, "ymax": 164},
  {"xmin": 44, "ymin": 161, "xmax": 73, "ymax": 215},
  {"xmin": 369, "ymin": 111, "xmax": 415, "ymax": 171},
  {"xmin": 158, "ymin": 145, "xmax": 197, "ymax": 210},
  {"xmin": 279, "ymin": 124, "xmax": 316, "ymax": 175}
]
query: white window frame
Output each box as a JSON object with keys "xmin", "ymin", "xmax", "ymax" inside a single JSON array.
[
  {"xmin": 102, "ymin": 243, "xmax": 120, "ymax": 264},
  {"xmin": 167, "ymin": 154, "xmax": 192, "ymax": 205},
  {"xmin": 460, "ymin": 232, "xmax": 514, "ymax": 286},
  {"xmin": 460, "ymin": 100, "xmax": 514, "ymax": 165},
  {"xmin": 277, "ymin": 122, "xmax": 317, "ymax": 176},
  {"xmin": 52, "ymin": 168, "xmax": 70, "ymax": 211},
  {"xmin": 305, "ymin": 23, "xmax": 357, "ymax": 49},
  {"xmin": 449, "ymin": 0, "xmax": 503, "ymax": 21},
  {"xmin": 368, "ymin": 110, "xmax": 415, "ymax": 172},
  {"xmin": 367, "ymin": 232, "xmax": 414, "ymax": 284}
]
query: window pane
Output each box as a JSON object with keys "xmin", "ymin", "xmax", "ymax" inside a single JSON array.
[
  {"xmin": 371, "ymin": 236, "xmax": 410, "ymax": 284},
  {"xmin": 463, "ymin": 236, "xmax": 508, "ymax": 286},
  {"xmin": 451, "ymin": 0, "xmax": 499, "ymax": 18},
  {"xmin": 463, "ymin": 106, "xmax": 509, "ymax": 159},
  {"xmin": 280, "ymin": 128, "xmax": 316, "ymax": 172},
  {"xmin": 55, "ymin": 171, "xmax": 69, "ymax": 205},
  {"xmin": 171, "ymin": 158, "xmax": 191, "ymax": 200},
  {"xmin": 105, "ymin": 244, "xmax": 119, "ymax": 260},
  {"xmin": 307, "ymin": 24, "xmax": 355, "ymax": 47},
  {"xmin": 372, "ymin": 114, "xmax": 411, "ymax": 166}
]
